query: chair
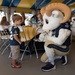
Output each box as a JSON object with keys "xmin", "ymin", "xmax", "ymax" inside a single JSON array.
[
  {"xmin": 33, "ymin": 27, "xmax": 45, "ymax": 59},
  {"xmin": 33, "ymin": 37, "xmax": 44, "ymax": 59},
  {"xmin": 0, "ymin": 26, "xmax": 10, "ymax": 55},
  {"xmin": 20, "ymin": 26, "xmax": 37, "ymax": 61}
]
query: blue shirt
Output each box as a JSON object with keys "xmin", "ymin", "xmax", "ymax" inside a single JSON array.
[{"xmin": 10, "ymin": 26, "xmax": 20, "ymax": 45}]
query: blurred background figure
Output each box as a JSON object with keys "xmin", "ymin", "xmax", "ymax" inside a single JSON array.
[
  {"xmin": 71, "ymin": 17, "xmax": 75, "ymax": 36},
  {"xmin": 71, "ymin": 17, "xmax": 75, "ymax": 26},
  {"xmin": 20, "ymin": 12, "xmax": 25, "ymax": 26},
  {"xmin": 36, "ymin": 13, "xmax": 44, "ymax": 33},
  {"xmin": 0, "ymin": 16, "xmax": 10, "ymax": 35},
  {"xmin": 30, "ymin": 10, "xmax": 38, "ymax": 27},
  {"xmin": 0, "ymin": 16, "xmax": 10, "ymax": 26},
  {"xmin": 37, "ymin": 13, "xmax": 43, "ymax": 26},
  {"xmin": 25, "ymin": 17, "xmax": 31, "ymax": 26}
]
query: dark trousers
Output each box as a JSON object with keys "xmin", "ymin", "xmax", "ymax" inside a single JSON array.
[{"xmin": 28, "ymin": 34, "xmax": 44, "ymax": 53}]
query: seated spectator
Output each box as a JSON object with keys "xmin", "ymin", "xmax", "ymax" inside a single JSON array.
[
  {"xmin": 36, "ymin": 13, "xmax": 44, "ymax": 33},
  {"xmin": 30, "ymin": 10, "xmax": 38, "ymax": 27},
  {"xmin": 71, "ymin": 17, "xmax": 75, "ymax": 27},
  {"xmin": 0, "ymin": 16, "xmax": 10, "ymax": 35},
  {"xmin": 25, "ymin": 17, "xmax": 31, "ymax": 26},
  {"xmin": 71, "ymin": 17, "xmax": 75, "ymax": 36},
  {"xmin": 0, "ymin": 16, "xmax": 10, "ymax": 26},
  {"xmin": 37, "ymin": 13, "xmax": 43, "ymax": 26},
  {"xmin": 20, "ymin": 12, "xmax": 25, "ymax": 26}
]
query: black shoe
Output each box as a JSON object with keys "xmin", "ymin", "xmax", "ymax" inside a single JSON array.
[
  {"xmin": 61, "ymin": 56, "xmax": 67, "ymax": 65},
  {"xmin": 41, "ymin": 62, "xmax": 56, "ymax": 72}
]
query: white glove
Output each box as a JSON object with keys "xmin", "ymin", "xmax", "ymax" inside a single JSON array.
[{"xmin": 39, "ymin": 33, "xmax": 47, "ymax": 42}]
